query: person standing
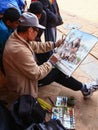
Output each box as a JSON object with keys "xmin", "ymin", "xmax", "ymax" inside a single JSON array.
[
  {"xmin": 30, "ymin": 0, "xmax": 63, "ymax": 64},
  {"xmin": 28, "ymin": 1, "xmax": 46, "ymax": 42},
  {"xmin": 39, "ymin": 0, "xmax": 63, "ymax": 42},
  {"xmin": 39, "ymin": 0, "xmax": 63, "ymax": 62},
  {"xmin": 28, "ymin": 1, "xmax": 48, "ymax": 65}
]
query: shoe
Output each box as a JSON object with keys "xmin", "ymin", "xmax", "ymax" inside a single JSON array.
[{"xmin": 82, "ymin": 79, "xmax": 98, "ymax": 98}]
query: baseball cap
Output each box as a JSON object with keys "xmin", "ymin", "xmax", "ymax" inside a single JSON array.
[{"xmin": 19, "ymin": 12, "xmax": 45, "ymax": 29}]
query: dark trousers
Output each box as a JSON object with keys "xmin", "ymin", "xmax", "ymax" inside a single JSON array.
[
  {"xmin": 36, "ymin": 27, "xmax": 57, "ymax": 65},
  {"xmin": 45, "ymin": 27, "xmax": 57, "ymax": 42},
  {"xmin": 38, "ymin": 68, "xmax": 82, "ymax": 91}
]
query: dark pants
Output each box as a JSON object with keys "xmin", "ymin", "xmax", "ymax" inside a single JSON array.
[
  {"xmin": 35, "ymin": 12, "xmax": 55, "ymax": 65},
  {"xmin": 38, "ymin": 68, "xmax": 82, "ymax": 91},
  {"xmin": 45, "ymin": 27, "xmax": 57, "ymax": 42}
]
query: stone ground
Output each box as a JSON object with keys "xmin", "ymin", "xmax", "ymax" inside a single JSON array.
[{"xmin": 0, "ymin": 0, "xmax": 98, "ymax": 130}]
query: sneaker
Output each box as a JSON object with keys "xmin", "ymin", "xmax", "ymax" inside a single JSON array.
[{"xmin": 82, "ymin": 79, "xmax": 98, "ymax": 98}]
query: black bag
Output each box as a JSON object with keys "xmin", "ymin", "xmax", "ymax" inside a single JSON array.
[
  {"xmin": 0, "ymin": 100, "xmax": 19, "ymax": 130},
  {"xmin": 26, "ymin": 119, "xmax": 67, "ymax": 130},
  {"xmin": 10, "ymin": 95, "xmax": 46, "ymax": 129}
]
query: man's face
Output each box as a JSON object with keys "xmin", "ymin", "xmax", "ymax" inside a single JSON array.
[
  {"xmin": 36, "ymin": 14, "xmax": 42, "ymax": 20},
  {"xmin": 7, "ymin": 20, "xmax": 19, "ymax": 29},
  {"xmin": 27, "ymin": 27, "xmax": 39, "ymax": 41}
]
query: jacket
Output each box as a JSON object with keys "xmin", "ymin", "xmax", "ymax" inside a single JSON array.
[
  {"xmin": 3, "ymin": 31, "xmax": 54, "ymax": 98},
  {"xmin": 0, "ymin": 0, "xmax": 25, "ymax": 14},
  {"xmin": 0, "ymin": 19, "xmax": 13, "ymax": 71},
  {"xmin": 39, "ymin": 0, "xmax": 63, "ymax": 27}
]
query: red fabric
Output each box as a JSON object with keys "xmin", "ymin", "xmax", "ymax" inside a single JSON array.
[
  {"xmin": 31, "ymin": 0, "xmax": 38, "ymax": 2},
  {"xmin": 49, "ymin": 0, "xmax": 55, "ymax": 4},
  {"xmin": 52, "ymin": 0, "xmax": 54, "ymax": 3}
]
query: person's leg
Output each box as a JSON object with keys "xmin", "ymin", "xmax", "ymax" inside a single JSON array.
[
  {"xmin": 45, "ymin": 27, "xmax": 56, "ymax": 42},
  {"xmin": 38, "ymin": 68, "xmax": 98, "ymax": 98},
  {"xmin": 38, "ymin": 27, "xmax": 57, "ymax": 63},
  {"xmin": 38, "ymin": 68, "xmax": 82, "ymax": 91},
  {"xmin": 36, "ymin": 52, "xmax": 52, "ymax": 65},
  {"xmin": 35, "ymin": 10, "xmax": 51, "ymax": 65},
  {"xmin": 35, "ymin": 27, "xmax": 57, "ymax": 65}
]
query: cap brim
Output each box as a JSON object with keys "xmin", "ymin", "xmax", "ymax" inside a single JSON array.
[{"xmin": 37, "ymin": 24, "xmax": 45, "ymax": 29}]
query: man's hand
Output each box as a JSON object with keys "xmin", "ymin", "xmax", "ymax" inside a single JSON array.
[
  {"xmin": 48, "ymin": 53, "xmax": 60, "ymax": 65},
  {"xmin": 55, "ymin": 35, "xmax": 66, "ymax": 47}
]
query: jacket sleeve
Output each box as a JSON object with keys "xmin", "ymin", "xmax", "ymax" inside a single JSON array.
[
  {"xmin": 11, "ymin": 43, "xmax": 53, "ymax": 81},
  {"xmin": 30, "ymin": 41, "xmax": 54, "ymax": 54}
]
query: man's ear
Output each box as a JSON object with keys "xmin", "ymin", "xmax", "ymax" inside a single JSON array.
[
  {"xmin": 28, "ymin": 27, "xmax": 33, "ymax": 33},
  {"xmin": 36, "ymin": 14, "xmax": 42, "ymax": 19},
  {"xmin": 26, "ymin": 27, "xmax": 31, "ymax": 35},
  {"xmin": 6, "ymin": 20, "xmax": 11, "ymax": 26}
]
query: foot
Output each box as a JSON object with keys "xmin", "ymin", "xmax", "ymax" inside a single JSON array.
[{"xmin": 82, "ymin": 79, "xmax": 98, "ymax": 98}]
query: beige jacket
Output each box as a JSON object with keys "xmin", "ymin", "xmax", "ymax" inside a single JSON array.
[{"xmin": 3, "ymin": 31, "xmax": 54, "ymax": 98}]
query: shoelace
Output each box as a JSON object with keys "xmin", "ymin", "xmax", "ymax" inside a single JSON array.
[{"xmin": 88, "ymin": 84, "xmax": 98, "ymax": 92}]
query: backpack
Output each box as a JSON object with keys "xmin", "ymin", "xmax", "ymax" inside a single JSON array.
[
  {"xmin": 26, "ymin": 119, "xmax": 67, "ymax": 130},
  {"xmin": 10, "ymin": 95, "xmax": 46, "ymax": 129},
  {"xmin": 0, "ymin": 100, "xmax": 19, "ymax": 130}
]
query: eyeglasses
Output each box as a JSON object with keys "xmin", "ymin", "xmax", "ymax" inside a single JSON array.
[{"xmin": 32, "ymin": 27, "xmax": 39, "ymax": 33}]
